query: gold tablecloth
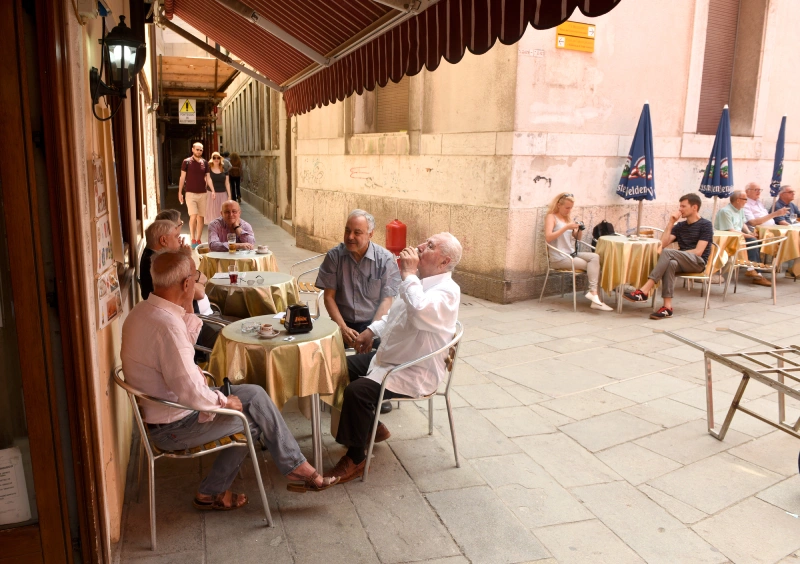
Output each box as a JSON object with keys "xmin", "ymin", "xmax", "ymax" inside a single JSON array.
[
  {"xmin": 208, "ymin": 316, "xmax": 348, "ymax": 411},
  {"xmin": 595, "ymin": 235, "xmax": 661, "ymax": 293},
  {"xmin": 756, "ymin": 224, "xmax": 800, "ymax": 275},
  {"xmin": 712, "ymin": 231, "xmax": 745, "ymax": 271},
  {"xmin": 206, "ymin": 272, "xmax": 300, "ymax": 318},
  {"xmin": 199, "ymin": 251, "xmax": 278, "ymax": 279}
]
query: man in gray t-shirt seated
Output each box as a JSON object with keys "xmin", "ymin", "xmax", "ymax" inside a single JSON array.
[{"xmin": 316, "ymin": 210, "xmax": 402, "ymax": 356}]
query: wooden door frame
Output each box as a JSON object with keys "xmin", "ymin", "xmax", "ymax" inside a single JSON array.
[
  {"xmin": 33, "ymin": 0, "xmax": 105, "ymax": 561},
  {"xmin": 0, "ymin": 1, "xmax": 78, "ymax": 562}
]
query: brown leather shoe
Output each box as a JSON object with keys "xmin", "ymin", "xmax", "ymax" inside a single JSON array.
[
  {"xmin": 324, "ymin": 455, "xmax": 365, "ymax": 484},
  {"xmin": 374, "ymin": 422, "xmax": 391, "ymax": 443},
  {"xmin": 752, "ymin": 276, "xmax": 772, "ymax": 287}
]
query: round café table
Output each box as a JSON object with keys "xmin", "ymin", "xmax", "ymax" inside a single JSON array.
[
  {"xmin": 756, "ymin": 224, "xmax": 800, "ymax": 276},
  {"xmin": 205, "ymin": 271, "xmax": 300, "ymax": 318},
  {"xmin": 595, "ymin": 235, "xmax": 661, "ymax": 312},
  {"xmin": 713, "ymin": 230, "xmax": 745, "ymax": 272},
  {"xmin": 208, "ymin": 316, "xmax": 348, "ymax": 472},
  {"xmin": 199, "ymin": 250, "xmax": 278, "ymax": 279}
]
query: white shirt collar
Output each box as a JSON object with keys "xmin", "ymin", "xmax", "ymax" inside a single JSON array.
[
  {"xmin": 146, "ymin": 293, "xmax": 186, "ymax": 318},
  {"xmin": 421, "ymin": 271, "xmax": 452, "ymax": 291}
]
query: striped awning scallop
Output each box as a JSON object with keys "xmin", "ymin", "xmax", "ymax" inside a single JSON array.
[{"xmin": 164, "ymin": 0, "xmax": 622, "ymax": 116}]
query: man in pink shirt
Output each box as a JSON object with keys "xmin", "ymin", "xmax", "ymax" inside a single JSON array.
[{"xmin": 121, "ymin": 251, "xmax": 338, "ymax": 508}]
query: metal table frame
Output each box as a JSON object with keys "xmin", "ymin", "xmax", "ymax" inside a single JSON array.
[{"xmin": 658, "ymin": 328, "xmax": 800, "ymax": 440}]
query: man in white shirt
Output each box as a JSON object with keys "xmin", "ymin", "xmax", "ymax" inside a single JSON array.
[
  {"xmin": 744, "ymin": 182, "xmax": 789, "ymax": 228},
  {"xmin": 122, "ymin": 251, "xmax": 338, "ymax": 510},
  {"xmin": 325, "ymin": 232, "xmax": 463, "ymax": 483}
]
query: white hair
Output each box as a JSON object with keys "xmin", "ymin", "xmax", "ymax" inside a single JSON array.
[
  {"xmin": 151, "ymin": 250, "xmax": 194, "ymax": 289},
  {"xmin": 434, "ymin": 232, "xmax": 463, "ymax": 272},
  {"xmin": 729, "ymin": 189, "xmax": 745, "ymax": 201},
  {"xmin": 780, "ymin": 185, "xmax": 793, "ymax": 194},
  {"xmin": 145, "ymin": 220, "xmax": 178, "ymax": 250},
  {"xmin": 745, "ymin": 182, "xmax": 760, "ymax": 191},
  {"xmin": 347, "ymin": 209, "xmax": 375, "ymax": 233}
]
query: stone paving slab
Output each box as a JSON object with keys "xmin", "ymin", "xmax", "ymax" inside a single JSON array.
[
  {"xmin": 116, "ymin": 198, "xmax": 800, "ymax": 563},
  {"xmin": 427, "ymin": 486, "xmax": 551, "ymax": 563}
]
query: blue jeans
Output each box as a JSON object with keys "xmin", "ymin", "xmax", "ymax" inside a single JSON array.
[{"xmin": 148, "ymin": 384, "xmax": 305, "ymax": 495}]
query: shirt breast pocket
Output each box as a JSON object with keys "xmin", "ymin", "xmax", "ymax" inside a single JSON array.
[{"xmin": 366, "ymin": 279, "xmax": 382, "ymax": 300}]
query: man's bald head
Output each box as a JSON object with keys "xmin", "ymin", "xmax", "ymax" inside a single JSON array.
[{"xmin": 221, "ymin": 200, "xmax": 242, "ymax": 227}]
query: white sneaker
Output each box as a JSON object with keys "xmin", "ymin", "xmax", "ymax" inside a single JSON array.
[
  {"xmin": 585, "ymin": 292, "xmax": 603, "ymax": 305},
  {"xmin": 591, "ymin": 302, "xmax": 613, "ymax": 311}
]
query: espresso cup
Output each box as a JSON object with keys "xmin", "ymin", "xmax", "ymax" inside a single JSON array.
[{"xmin": 259, "ymin": 324, "xmax": 273, "ymax": 334}]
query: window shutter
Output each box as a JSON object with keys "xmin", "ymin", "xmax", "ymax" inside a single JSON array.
[
  {"xmin": 696, "ymin": 0, "xmax": 740, "ymax": 135},
  {"xmin": 376, "ymin": 76, "xmax": 409, "ymax": 133}
]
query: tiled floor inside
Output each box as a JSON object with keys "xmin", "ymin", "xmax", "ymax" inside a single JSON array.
[{"xmin": 116, "ymin": 192, "xmax": 800, "ymax": 563}]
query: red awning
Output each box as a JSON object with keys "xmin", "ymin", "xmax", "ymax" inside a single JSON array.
[{"xmin": 164, "ymin": 0, "xmax": 622, "ymax": 116}]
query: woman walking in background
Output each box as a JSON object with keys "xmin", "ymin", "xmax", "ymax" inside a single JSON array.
[
  {"xmin": 228, "ymin": 152, "xmax": 242, "ymax": 203},
  {"xmin": 544, "ymin": 192, "xmax": 612, "ymax": 311},
  {"xmin": 204, "ymin": 152, "xmax": 231, "ymax": 224}
]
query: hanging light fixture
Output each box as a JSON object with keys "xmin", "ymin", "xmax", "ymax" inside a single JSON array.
[{"xmin": 90, "ymin": 16, "xmax": 146, "ymax": 120}]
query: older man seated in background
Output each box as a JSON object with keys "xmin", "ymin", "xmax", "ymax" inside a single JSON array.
[
  {"xmin": 122, "ymin": 251, "xmax": 338, "ymax": 508},
  {"xmin": 208, "ymin": 200, "xmax": 256, "ymax": 252},
  {"xmin": 772, "ymin": 185, "xmax": 799, "ymax": 224},
  {"xmin": 744, "ymin": 182, "xmax": 790, "ymax": 228},
  {"xmin": 325, "ymin": 233, "xmax": 462, "ymax": 483},
  {"xmin": 316, "ymin": 209, "xmax": 401, "ymax": 413},
  {"xmin": 715, "ymin": 190, "xmax": 770, "ymax": 287}
]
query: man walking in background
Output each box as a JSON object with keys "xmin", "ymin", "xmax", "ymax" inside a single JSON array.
[{"xmin": 178, "ymin": 142, "xmax": 209, "ymax": 249}]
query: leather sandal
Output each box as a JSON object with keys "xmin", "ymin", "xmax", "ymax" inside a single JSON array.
[
  {"xmin": 193, "ymin": 490, "xmax": 248, "ymax": 511},
  {"xmin": 286, "ymin": 471, "xmax": 340, "ymax": 493}
]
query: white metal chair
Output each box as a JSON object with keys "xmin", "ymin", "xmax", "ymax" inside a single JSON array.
[
  {"xmin": 290, "ymin": 254, "xmax": 325, "ymax": 318},
  {"xmin": 674, "ymin": 242, "xmax": 720, "ymax": 318},
  {"xmin": 723, "ymin": 236, "xmax": 787, "ymax": 305},
  {"xmin": 112, "ymin": 366, "xmax": 273, "ymax": 551},
  {"xmin": 196, "ymin": 242, "xmax": 210, "ymax": 255},
  {"xmin": 363, "ymin": 321, "xmax": 464, "ymax": 481},
  {"xmin": 539, "ymin": 240, "xmax": 600, "ymax": 311}
]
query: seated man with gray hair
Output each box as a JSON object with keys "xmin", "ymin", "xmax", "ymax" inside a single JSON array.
[
  {"xmin": 122, "ymin": 251, "xmax": 339, "ymax": 509},
  {"xmin": 316, "ymin": 209, "xmax": 402, "ymax": 412},
  {"xmin": 325, "ymin": 233, "xmax": 463, "ymax": 484},
  {"xmin": 714, "ymin": 190, "xmax": 770, "ymax": 287}
]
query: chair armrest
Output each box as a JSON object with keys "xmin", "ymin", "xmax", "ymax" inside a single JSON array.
[
  {"xmin": 546, "ymin": 243, "xmax": 573, "ymax": 260},
  {"xmin": 194, "ymin": 344, "xmax": 214, "ymax": 354},
  {"xmin": 201, "ymin": 370, "xmax": 217, "ymax": 387},
  {"xmin": 576, "ymin": 240, "xmax": 595, "ymax": 251},
  {"xmin": 197, "ymin": 314, "xmax": 229, "ymax": 328},
  {"xmin": 290, "ymin": 254, "xmax": 325, "ymax": 276}
]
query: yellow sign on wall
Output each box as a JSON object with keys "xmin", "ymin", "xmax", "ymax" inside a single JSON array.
[
  {"xmin": 556, "ymin": 34, "xmax": 595, "ymax": 53},
  {"xmin": 555, "ymin": 20, "xmax": 596, "ymax": 53},
  {"xmin": 556, "ymin": 21, "xmax": 596, "ymax": 39}
]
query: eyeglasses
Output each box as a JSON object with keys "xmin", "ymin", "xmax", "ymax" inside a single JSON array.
[
  {"xmin": 213, "ymin": 157, "xmax": 221, "ymax": 160},
  {"xmin": 245, "ymin": 275, "xmax": 264, "ymax": 286}
]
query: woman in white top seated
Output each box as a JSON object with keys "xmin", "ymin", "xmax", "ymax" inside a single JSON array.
[{"xmin": 544, "ymin": 192, "xmax": 612, "ymax": 311}]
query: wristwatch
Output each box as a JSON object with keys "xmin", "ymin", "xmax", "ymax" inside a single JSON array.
[{"xmin": 233, "ymin": 224, "xmax": 241, "ymax": 230}]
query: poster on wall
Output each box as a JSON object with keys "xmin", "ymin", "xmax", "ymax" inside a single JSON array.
[
  {"xmin": 0, "ymin": 447, "xmax": 32, "ymax": 527},
  {"xmin": 96, "ymin": 267, "xmax": 122, "ymax": 329},
  {"xmin": 91, "ymin": 154, "xmax": 108, "ymax": 218},
  {"xmin": 95, "ymin": 214, "xmax": 114, "ymax": 274},
  {"xmin": 95, "ymin": 109, "xmax": 124, "ymax": 268}
]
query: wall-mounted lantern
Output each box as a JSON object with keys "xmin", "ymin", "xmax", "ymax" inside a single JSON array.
[{"xmin": 90, "ymin": 16, "xmax": 146, "ymax": 119}]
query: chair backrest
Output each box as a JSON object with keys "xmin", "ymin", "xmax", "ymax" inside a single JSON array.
[
  {"xmin": 290, "ymin": 254, "xmax": 325, "ymax": 278},
  {"xmin": 196, "ymin": 243, "xmax": 210, "ymax": 255},
  {"xmin": 703, "ymin": 242, "xmax": 720, "ymax": 276},
  {"xmin": 442, "ymin": 321, "xmax": 464, "ymax": 395}
]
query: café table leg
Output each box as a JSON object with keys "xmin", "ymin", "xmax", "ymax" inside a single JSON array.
[{"xmin": 310, "ymin": 393, "xmax": 323, "ymax": 472}]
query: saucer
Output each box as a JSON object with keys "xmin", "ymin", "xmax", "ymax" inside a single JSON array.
[
  {"xmin": 257, "ymin": 330, "xmax": 279, "ymax": 339},
  {"xmin": 256, "ymin": 249, "xmax": 270, "ymax": 254}
]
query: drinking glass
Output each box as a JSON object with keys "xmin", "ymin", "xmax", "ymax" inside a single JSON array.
[
  {"xmin": 227, "ymin": 233, "xmax": 237, "ymax": 253},
  {"xmin": 228, "ymin": 265, "xmax": 239, "ymax": 285},
  {"xmin": 790, "ymin": 213, "xmax": 797, "ymax": 224}
]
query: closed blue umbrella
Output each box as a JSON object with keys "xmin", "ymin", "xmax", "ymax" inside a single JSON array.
[
  {"xmin": 617, "ymin": 102, "xmax": 655, "ymax": 234},
  {"xmin": 769, "ymin": 115, "xmax": 787, "ymax": 209},
  {"xmin": 699, "ymin": 105, "xmax": 734, "ymax": 218}
]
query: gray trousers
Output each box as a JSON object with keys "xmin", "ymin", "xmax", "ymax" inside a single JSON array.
[
  {"xmin": 148, "ymin": 384, "xmax": 305, "ymax": 496},
  {"xmin": 648, "ymin": 249, "xmax": 707, "ymax": 298},
  {"xmin": 550, "ymin": 252, "xmax": 600, "ymax": 292}
]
